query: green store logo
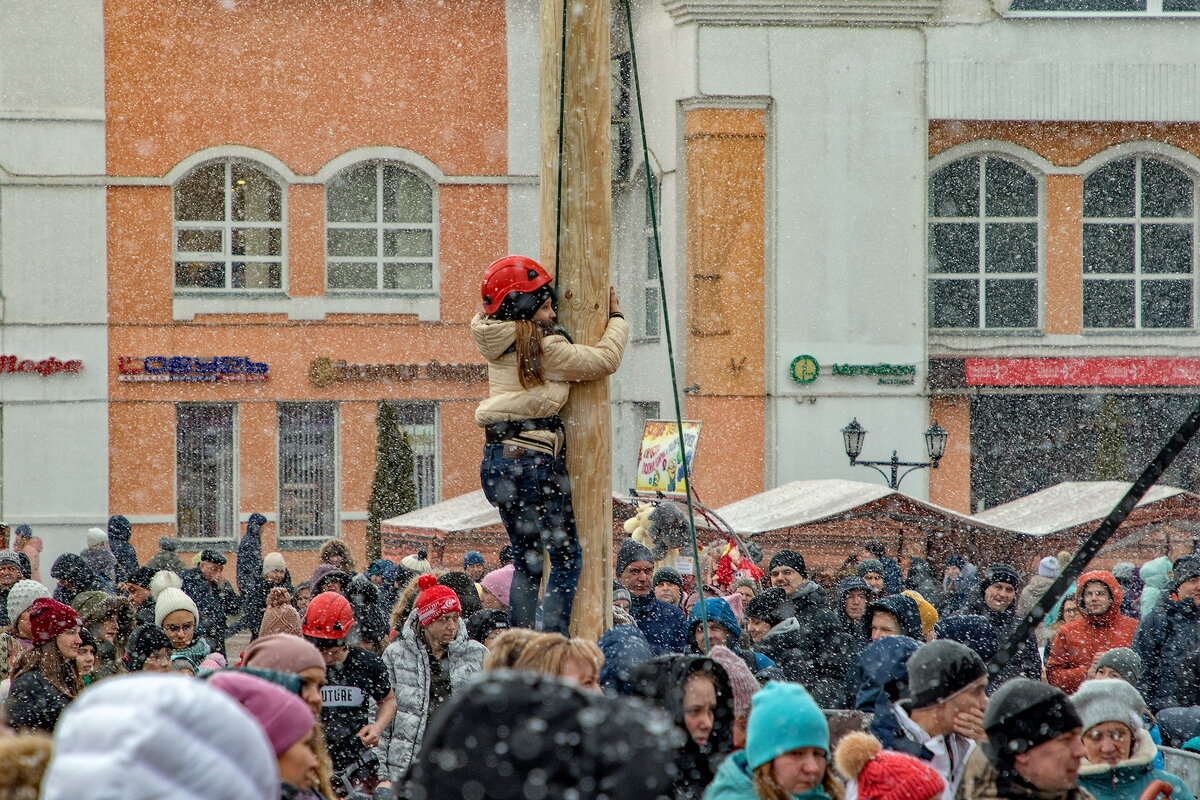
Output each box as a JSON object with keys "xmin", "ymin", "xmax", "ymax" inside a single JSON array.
[{"xmin": 789, "ymin": 356, "xmax": 916, "ymax": 386}]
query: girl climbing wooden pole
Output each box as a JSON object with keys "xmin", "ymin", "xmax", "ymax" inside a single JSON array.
[{"xmin": 472, "ymin": 255, "xmax": 628, "ymax": 635}]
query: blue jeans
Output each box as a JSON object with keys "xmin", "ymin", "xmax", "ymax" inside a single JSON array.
[{"xmin": 480, "ymin": 442, "xmax": 581, "ymax": 634}]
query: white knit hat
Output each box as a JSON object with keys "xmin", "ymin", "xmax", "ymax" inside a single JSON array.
[
  {"xmin": 86, "ymin": 527, "xmax": 108, "ymax": 548},
  {"xmin": 155, "ymin": 587, "xmax": 200, "ymax": 627},
  {"xmin": 1038, "ymin": 556, "xmax": 1059, "ymax": 578},
  {"xmin": 149, "ymin": 570, "xmax": 182, "ymax": 600},
  {"xmin": 7, "ymin": 579, "xmax": 51, "ymax": 624},
  {"xmin": 262, "ymin": 552, "xmax": 287, "ymax": 577}
]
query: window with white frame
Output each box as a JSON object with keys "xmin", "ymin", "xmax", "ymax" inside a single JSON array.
[
  {"xmin": 177, "ymin": 404, "xmax": 236, "ymax": 540},
  {"xmin": 641, "ymin": 173, "xmax": 662, "ymax": 339},
  {"xmin": 174, "ymin": 161, "xmax": 284, "ymax": 290},
  {"xmin": 388, "ymin": 402, "xmax": 439, "ymax": 508},
  {"xmin": 1083, "ymin": 156, "xmax": 1196, "ymax": 329},
  {"xmin": 278, "ymin": 403, "xmax": 338, "ymax": 542},
  {"xmin": 326, "ymin": 162, "xmax": 437, "ymax": 292},
  {"xmin": 928, "ymin": 156, "xmax": 1041, "ymax": 330}
]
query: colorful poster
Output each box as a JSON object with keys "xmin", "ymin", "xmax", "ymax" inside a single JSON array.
[{"xmin": 635, "ymin": 420, "xmax": 702, "ymax": 498}]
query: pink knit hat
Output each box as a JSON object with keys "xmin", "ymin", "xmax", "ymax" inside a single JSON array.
[
  {"xmin": 708, "ymin": 645, "xmax": 760, "ymax": 720},
  {"xmin": 207, "ymin": 671, "xmax": 314, "ymax": 756},
  {"xmin": 480, "ymin": 564, "xmax": 514, "ymax": 607},
  {"xmin": 242, "ymin": 633, "xmax": 325, "ymax": 674}
]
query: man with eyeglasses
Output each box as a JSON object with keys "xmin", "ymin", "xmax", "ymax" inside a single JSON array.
[{"xmin": 1046, "ymin": 571, "xmax": 1138, "ymax": 695}]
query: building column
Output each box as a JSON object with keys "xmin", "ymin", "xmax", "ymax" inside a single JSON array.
[
  {"xmin": 683, "ymin": 107, "xmax": 766, "ymax": 507},
  {"xmin": 1045, "ymin": 174, "xmax": 1083, "ymax": 334}
]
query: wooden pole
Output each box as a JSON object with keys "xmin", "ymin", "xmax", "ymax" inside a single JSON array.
[{"xmin": 541, "ymin": 0, "xmax": 612, "ymax": 639}]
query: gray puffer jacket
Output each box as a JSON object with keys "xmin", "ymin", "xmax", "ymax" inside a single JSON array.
[{"xmin": 375, "ymin": 610, "xmax": 487, "ymax": 782}]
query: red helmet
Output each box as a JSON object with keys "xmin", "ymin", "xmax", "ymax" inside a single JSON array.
[
  {"xmin": 481, "ymin": 256, "xmax": 552, "ymax": 315},
  {"xmin": 302, "ymin": 591, "xmax": 355, "ymax": 640}
]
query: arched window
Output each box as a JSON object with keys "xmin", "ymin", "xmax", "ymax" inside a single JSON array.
[
  {"xmin": 174, "ymin": 160, "xmax": 284, "ymax": 290},
  {"xmin": 325, "ymin": 162, "xmax": 436, "ymax": 292},
  {"xmin": 1083, "ymin": 156, "xmax": 1195, "ymax": 329},
  {"xmin": 927, "ymin": 156, "xmax": 1040, "ymax": 329}
]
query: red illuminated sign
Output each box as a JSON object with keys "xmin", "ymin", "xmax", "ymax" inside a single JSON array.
[
  {"xmin": 0, "ymin": 356, "xmax": 82, "ymax": 376},
  {"xmin": 965, "ymin": 358, "xmax": 1200, "ymax": 387}
]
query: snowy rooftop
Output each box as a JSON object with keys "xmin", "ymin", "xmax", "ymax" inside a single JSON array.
[
  {"xmin": 380, "ymin": 489, "xmax": 501, "ymax": 533},
  {"xmin": 712, "ymin": 478, "xmax": 986, "ymax": 535},
  {"xmin": 972, "ymin": 481, "xmax": 1186, "ymax": 536}
]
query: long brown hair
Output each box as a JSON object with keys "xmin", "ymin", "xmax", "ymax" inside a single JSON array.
[
  {"xmin": 514, "ymin": 320, "xmax": 545, "ymax": 389},
  {"xmin": 751, "ymin": 760, "xmax": 843, "ymax": 800},
  {"xmin": 12, "ymin": 639, "xmax": 83, "ymax": 699}
]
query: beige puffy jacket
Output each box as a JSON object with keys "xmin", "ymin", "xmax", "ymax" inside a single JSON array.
[{"xmin": 471, "ymin": 312, "xmax": 629, "ymax": 426}]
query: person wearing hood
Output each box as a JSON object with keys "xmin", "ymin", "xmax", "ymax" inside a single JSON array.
[
  {"xmin": 317, "ymin": 538, "xmax": 358, "ymax": 578},
  {"xmin": 1132, "ymin": 555, "xmax": 1200, "ymax": 712},
  {"xmin": 145, "ymin": 536, "xmax": 186, "ymax": 574},
  {"xmin": 1137, "ymin": 556, "xmax": 1172, "ymax": 619},
  {"xmin": 236, "ymin": 513, "xmax": 268, "ymax": 608},
  {"xmin": 105, "ymin": 515, "xmax": 139, "ymax": 583},
  {"xmin": 886, "ymin": 640, "xmax": 988, "ymax": 800},
  {"xmin": 80, "ymin": 527, "xmax": 119, "ymax": 589},
  {"xmin": 831, "ymin": 576, "xmax": 874, "ymax": 707},
  {"xmin": 50, "ymin": 553, "xmax": 108, "ymax": 606},
  {"xmin": 366, "ymin": 558, "xmax": 399, "ymax": 616},
  {"xmin": 1071, "ymin": 679, "xmax": 1192, "ymax": 800},
  {"xmin": 933, "ymin": 615, "xmax": 1002, "ymax": 689},
  {"xmin": 599, "ymin": 621, "xmax": 654, "ymax": 695},
  {"xmin": 377, "ymin": 573, "xmax": 484, "ymax": 788},
  {"xmin": 1046, "ymin": 571, "xmax": 1137, "ymax": 694},
  {"xmin": 474, "ymin": 261, "xmax": 627, "ymax": 636},
  {"xmin": 704, "ymin": 680, "xmax": 843, "ymax": 800},
  {"xmin": 849, "ymin": 634, "xmax": 922, "ymax": 747},
  {"xmin": 938, "ymin": 556, "xmax": 976, "ymax": 616},
  {"xmin": 688, "ymin": 597, "xmax": 775, "ymax": 675},
  {"xmin": 6, "ymin": 598, "xmax": 84, "ymax": 733},
  {"xmin": 78, "ymin": 592, "xmax": 134, "ymax": 680},
  {"xmin": 755, "ymin": 551, "xmax": 843, "ymax": 708},
  {"xmin": 631, "ymin": 654, "xmax": 735, "ymax": 800},
  {"xmin": 958, "ymin": 563, "xmax": 1041, "ymax": 685},
  {"xmin": 618, "ymin": 538, "xmax": 687, "ymax": 655},
  {"xmin": 866, "ymin": 594, "xmax": 924, "ymax": 642},
  {"xmin": 409, "ymin": 672, "xmax": 679, "ymax": 800},
  {"xmin": 959, "ymin": 679, "xmax": 1092, "ymax": 800},
  {"xmin": 346, "ymin": 573, "xmax": 389, "ymax": 652}
]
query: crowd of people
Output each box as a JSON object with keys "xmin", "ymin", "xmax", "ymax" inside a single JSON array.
[{"xmin": 0, "ymin": 518, "xmax": 1199, "ymax": 800}]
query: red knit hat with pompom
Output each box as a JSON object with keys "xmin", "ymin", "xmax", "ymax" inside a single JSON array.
[
  {"xmin": 416, "ymin": 574, "xmax": 461, "ymax": 627},
  {"xmin": 835, "ymin": 732, "xmax": 944, "ymax": 800}
]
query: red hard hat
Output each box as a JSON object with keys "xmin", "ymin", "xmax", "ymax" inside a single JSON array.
[
  {"xmin": 481, "ymin": 256, "xmax": 553, "ymax": 315},
  {"xmin": 302, "ymin": 591, "xmax": 355, "ymax": 640}
]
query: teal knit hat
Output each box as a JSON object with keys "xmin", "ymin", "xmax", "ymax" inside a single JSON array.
[{"xmin": 746, "ymin": 681, "xmax": 829, "ymax": 770}]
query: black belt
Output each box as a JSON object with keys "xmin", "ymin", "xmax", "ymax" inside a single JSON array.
[{"xmin": 485, "ymin": 415, "xmax": 564, "ymax": 443}]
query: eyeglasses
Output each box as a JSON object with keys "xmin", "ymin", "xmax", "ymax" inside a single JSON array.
[
  {"xmin": 1085, "ymin": 729, "xmax": 1130, "ymax": 743},
  {"xmin": 163, "ymin": 622, "xmax": 195, "ymax": 634}
]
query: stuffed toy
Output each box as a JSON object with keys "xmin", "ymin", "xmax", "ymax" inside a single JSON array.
[
  {"xmin": 647, "ymin": 501, "xmax": 689, "ymax": 565},
  {"xmin": 622, "ymin": 504, "xmax": 655, "ymax": 551},
  {"xmin": 711, "ymin": 538, "xmax": 764, "ymax": 592}
]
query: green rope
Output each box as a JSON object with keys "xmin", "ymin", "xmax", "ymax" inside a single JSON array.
[{"xmin": 621, "ymin": 0, "xmax": 710, "ymax": 652}]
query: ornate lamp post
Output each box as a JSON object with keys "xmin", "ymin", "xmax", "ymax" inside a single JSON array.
[{"xmin": 841, "ymin": 418, "xmax": 948, "ymax": 491}]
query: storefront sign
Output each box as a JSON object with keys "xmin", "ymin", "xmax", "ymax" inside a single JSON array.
[
  {"xmin": 118, "ymin": 356, "xmax": 269, "ymax": 382},
  {"xmin": 308, "ymin": 357, "xmax": 486, "ymax": 387},
  {"xmin": 636, "ymin": 420, "xmax": 702, "ymax": 498},
  {"xmin": 789, "ymin": 355, "xmax": 916, "ymax": 386},
  {"xmin": 965, "ymin": 358, "xmax": 1200, "ymax": 387},
  {"xmin": 0, "ymin": 356, "xmax": 82, "ymax": 376}
]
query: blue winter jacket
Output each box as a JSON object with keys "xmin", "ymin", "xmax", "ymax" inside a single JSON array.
[
  {"xmin": 847, "ymin": 635, "xmax": 922, "ymax": 751},
  {"xmin": 107, "ymin": 515, "xmax": 140, "ymax": 584},
  {"xmin": 599, "ymin": 624, "xmax": 654, "ymax": 695},
  {"xmin": 687, "ymin": 598, "xmax": 775, "ymax": 672},
  {"xmin": 629, "ymin": 593, "xmax": 687, "ymax": 656}
]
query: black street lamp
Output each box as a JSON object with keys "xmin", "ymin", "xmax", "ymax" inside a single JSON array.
[{"xmin": 840, "ymin": 418, "xmax": 948, "ymax": 491}]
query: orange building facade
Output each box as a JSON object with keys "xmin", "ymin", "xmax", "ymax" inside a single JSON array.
[{"xmin": 104, "ymin": 0, "xmax": 512, "ymax": 573}]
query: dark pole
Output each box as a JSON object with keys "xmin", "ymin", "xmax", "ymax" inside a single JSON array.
[{"xmin": 990, "ymin": 400, "xmax": 1200, "ymax": 680}]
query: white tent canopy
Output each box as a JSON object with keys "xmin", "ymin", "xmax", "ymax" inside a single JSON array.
[
  {"xmin": 973, "ymin": 481, "xmax": 1186, "ymax": 536},
  {"xmin": 380, "ymin": 489, "xmax": 500, "ymax": 534}
]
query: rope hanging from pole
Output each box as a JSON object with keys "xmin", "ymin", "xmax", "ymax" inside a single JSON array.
[{"xmin": 620, "ymin": 0, "xmax": 711, "ymax": 651}]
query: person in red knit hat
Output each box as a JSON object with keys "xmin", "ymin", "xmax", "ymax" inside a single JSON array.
[
  {"xmin": 6, "ymin": 598, "xmax": 83, "ymax": 733},
  {"xmin": 377, "ymin": 573, "xmax": 487, "ymax": 787},
  {"xmin": 835, "ymin": 731, "xmax": 945, "ymax": 800}
]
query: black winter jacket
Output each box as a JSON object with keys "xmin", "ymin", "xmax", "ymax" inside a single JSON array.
[
  {"xmin": 7, "ymin": 668, "xmax": 75, "ymax": 733},
  {"xmin": 754, "ymin": 581, "xmax": 844, "ymax": 708},
  {"xmin": 1133, "ymin": 596, "xmax": 1200, "ymax": 712}
]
